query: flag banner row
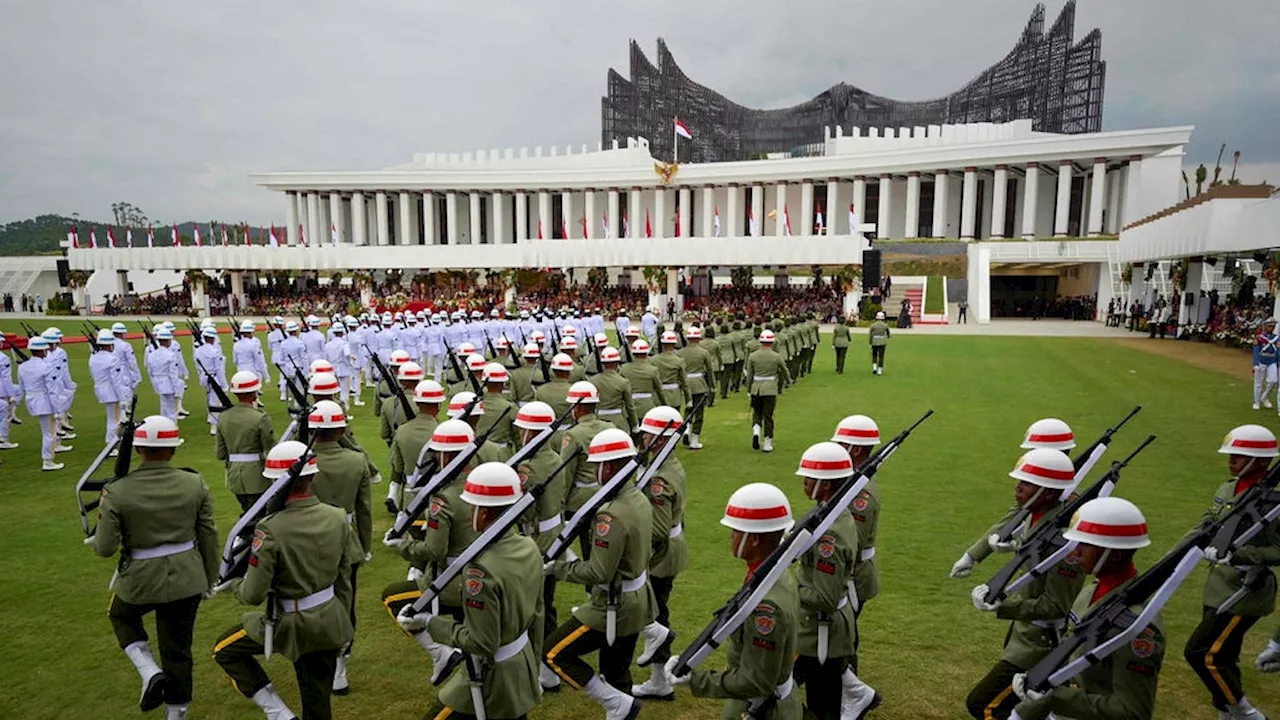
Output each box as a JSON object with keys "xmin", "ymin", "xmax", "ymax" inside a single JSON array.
[{"xmin": 69, "ymin": 223, "xmax": 285, "ymax": 249}]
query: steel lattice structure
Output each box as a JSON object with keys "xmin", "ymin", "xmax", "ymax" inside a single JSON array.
[{"xmin": 602, "ymin": 1, "xmax": 1105, "ymax": 163}]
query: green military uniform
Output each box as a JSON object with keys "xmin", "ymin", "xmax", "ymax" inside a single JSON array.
[
  {"xmin": 717, "ymin": 325, "xmax": 737, "ymax": 398},
  {"xmin": 806, "ymin": 320, "xmax": 820, "ymax": 374},
  {"xmin": 651, "ymin": 347, "xmax": 690, "ymax": 409},
  {"xmin": 868, "ymin": 319, "xmax": 890, "ymax": 373},
  {"xmin": 547, "ymin": 480, "xmax": 657, "ymax": 691},
  {"xmin": 568, "ymin": 358, "xmax": 587, "ymax": 383},
  {"xmin": 966, "ymin": 505, "xmax": 1086, "ymax": 720},
  {"xmin": 213, "ymin": 495, "xmax": 360, "ymax": 720},
  {"xmin": 215, "ymin": 403, "xmax": 276, "ymax": 511},
  {"xmin": 516, "ymin": 439, "xmax": 566, "ymax": 639},
  {"xmin": 380, "ymin": 394, "xmax": 416, "ymax": 447},
  {"xmin": 1182, "ymin": 478, "xmax": 1280, "ymax": 711},
  {"xmin": 643, "ymin": 453, "xmax": 689, "ymax": 663},
  {"xmin": 560, "ymin": 411, "xmax": 615, "ymax": 519},
  {"xmin": 678, "ymin": 341, "xmax": 715, "ymax": 437},
  {"xmin": 534, "ymin": 377, "xmax": 572, "ymax": 423},
  {"xmin": 965, "ymin": 503, "xmax": 1021, "ymax": 566},
  {"xmin": 621, "ymin": 356, "xmax": 666, "ymax": 420},
  {"xmin": 744, "ymin": 343, "xmax": 790, "ymax": 446},
  {"xmin": 700, "ymin": 330, "xmax": 721, "ymax": 406},
  {"xmin": 590, "ymin": 367, "xmax": 637, "ymax": 434},
  {"xmin": 850, "ymin": 480, "xmax": 880, "ymax": 606},
  {"xmin": 389, "ymin": 413, "xmax": 440, "ymax": 490},
  {"xmin": 479, "ymin": 390, "xmax": 517, "ymax": 459},
  {"xmin": 831, "ymin": 323, "xmax": 851, "ymax": 374},
  {"xmin": 1013, "ymin": 577, "xmax": 1165, "ymax": 720},
  {"xmin": 510, "ymin": 362, "xmax": 539, "ymax": 404},
  {"xmin": 689, "ymin": 569, "xmax": 801, "ymax": 720},
  {"xmin": 423, "ymin": 529, "xmax": 545, "ymax": 720},
  {"xmin": 732, "ymin": 325, "xmax": 749, "ymax": 392},
  {"xmin": 452, "ymin": 373, "xmax": 485, "ymax": 398},
  {"xmin": 794, "ymin": 510, "xmax": 859, "ymax": 720},
  {"xmin": 94, "ymin": 460, "xmax": 219, "ymax": 712}
]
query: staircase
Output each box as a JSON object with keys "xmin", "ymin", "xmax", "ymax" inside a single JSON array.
[{"xmin": 885, "ymin": 275, "xmax": 927, "ymax": 325}]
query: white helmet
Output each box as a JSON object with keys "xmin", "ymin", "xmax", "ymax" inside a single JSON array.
[
  {"xmin": 308, "ymin": 400, "xmax": 348, "ymax": 429},
  {"xmin": 660, "ymin": 330, "xmax": 678, "ymax": 345},
  {"xmin": 600, "ymin": 347, "xmax": 621, "ymax": 364},
  {"xmin": 759, "ymin": 330, "xmax": 776, "ymax": 343},
  {"xmin": 594, "ymin": 332, "xmax": 609, "ymax": 348},
  {"xmin": 522, "ymin": 343, "xmax": 542, "ymax": 359},
  {"xmin": 460, "ymin": 462, "xmax": 523, "ymax": 507},
  {"xmin": 230, "ymin": 370, "xmax": 261, "ymax": 394},
  {"xmin": 631, "ymin": 339, "xmax": 651, "ymax": 355},
  {"xmin": 640, "ymin": 406, "xmax": 683, "ymax": 436},
  {"xmin": 687, "ymin": 326, "xmax": 703, "ymax": 339},
  {"xmin": 796, "ymin": 442, "xmax": 854, "ymax": 481},
  {"xmin": 456, "ymin": 342, "xmax": 477, "ymax": 356},
  {"xmin": 1008, "ymin": 448, "xmax": 1076, "ymax": 489},
  {"xmin": 262, "ymin": 440, "xmax": 318, "ymax": 479},
  {"xmin": 563, "ymin": 324, "xmax": 577, "ymax": 336},
  {"xmin": 389, "ymin": 349, "xmax": 413, "ymax": 366},
  {"xmin": 133, "ymin": 415, "xmax": 182, "ymax": 448},
  {"xmin": 550, "ymin": 353, "xmax": 575, "ymax": 373},
  {"xmin": 567, "ymin": 381, "xmax": 600, "ymax": 405},
  {"xmin": 483, "ymin": 363, "xmax": 509, "ymax": 384},
  {"xmin": 200, "ymin": 327, "xmax": 217, "ymax": 340},
  {"xmin": 309, "ymin": 358, "xmax": 334, "ymax": 376},
  {"xmin": 560, "ymin": 336, "xmax": 579, "ymax": 351},
  {"xmin": 429, "ymin": 419, "xmax": 475, "ymax": 452},
  {"xmin": 721, "ymin": 482, "xmax": 794, "ymax": 533},
  {"xmin": 1022, "ymin": 418, "xmax": 1076, "ymax": 450},
  {"xmin": 1219, "ymin": 424, "xmax": 1280, "ymax": 458},
  {"xmin": 154, "ymin": 327, "xmax": 173, "ymax": 341},
  {"xmin": 515, "ymin": 401, "xmax": 555, "ymax": 431},
  {"xmin": 285, "ymin": 321, "xmax": 300, "ymax": 333},
  {"xmin": 832, "ymin": 415, "xmax": 880, "ymax": 446},
  {"xmin": 95, "ymin": 329, "xmax": 115, "ymax": 345},
  {"xmin": 448, "ymin": 392, "xmax": 485, "ymax": 418},
  {"xmin": 308, "ymin": 372, "xmax": 340, "ymax": 396},
  {"xmin": 875, "ymin": 311, "xmax": 886, "ymax": 320},
  {"xmin": 587, "ymin": 428, "xmax": 636, "ymax": 463},
  {"xmin": 1061, "ymin": 496, "xmax": 1151, "ymax": 550},
  {"xmin": 397, "ymin": 362, "xmax": 425, "ymax": 382},
  {"xmin": 465, "ymin": 354, "xmax": 487, "ymax": 373},
  {"xmin": 239, "ymin": 320, "xmax": 256, "ymax": 334},
  {"xmin": 413, "ymin": 380, "xmax": 446, "ymax": 404}
]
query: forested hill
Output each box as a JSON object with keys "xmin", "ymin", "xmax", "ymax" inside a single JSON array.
[
  {"xmin": 0, "ymin": 215, "xmax": 69, "ymax": 255},
  {"xmin": 0, "ymin": 215, "xmax": 267, "ymax": 256}
]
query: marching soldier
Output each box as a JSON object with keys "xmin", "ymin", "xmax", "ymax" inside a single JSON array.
[
  {"xmin": 89, "ymin": 329, "xmax": 131, "ymax": 446},
  {"xmin": 621, "ymin": 339, "xmax": 665, "ymax": 423},
  {"xmin": 590, "ymin": 347, "xmax": 637, "ymax": 435},
  {"xmin": 215, "ymin": 371, "xmax": 275, "ymax": 513},
  {"xmin": 233, "ymin": 320, "xmax": 269, "ymax": 405},
  {"xmin": 147, "ymin": 327, "xmax": 183, "ymax": 423},
  {"xmin": 379, "ymin": 357, "xmax": 421, "ymax": 447},
  {"xmin": 1009, "ymin": 497, "xmax": 1164, "ymax": 720},
  {"xmin": 717, "ymin": 323, "xmax": 737, "ymax": 400},
  {"xmin": 868, "ymin": 312, "xmax": 890, "ymax": 376},
  {"xmin": 545, "ymin": 428, "xmax": 656, "ymax": 720},
  {"xmin": 558, "ymin": 382, "xmax": 614, "ymax": 558},
  {"xmin": 511, "ymin": 342, "xmax": 543, "ymax": 405},
  {"xmin": 663, "ymin": 482, "xmax": 801, "ymax": 720},
  {"xmin": 266, "ymin": 317, "xmax": 286, "ymax": 400},
  {"xmin": 585, "ymin": 332, "xmax": 609, "ymax": 376},
  {"xmin": 1182, "ymin": 425, "xmax": 1280, "ymax": 720},
  {"xmin": 632, "ymin": 406, "xmax": 690, "ymax": 702},
  {"xmin": 194, "ymin": 326, "xmax": 227, "ymax": 436},
  {"xmin": 792, "ymin": 443, "xmax": 861, "ymax": 720},
  {"xmin": 212, "ymin": 440, "xmax": 360, "ymax": 720},
  {"xmin": 950, "ymin": 418, "xmax": 1077, "ymax": 580},
  {"xmin": 0, "ymin": 338, "xmax": 17, "ymax": 450},
  {"xmin": 398, "ymin": 462, "xmax": 545, "ymax": 720},
  {"xmin": 19, "ymin": 336, "xmax": 67, "ymax": 469},
  {"xmin": 832, "ymin": 317, "xmax": 852, "ymax": 374},
  {"xmin": 91, "ymin": 415, "xmax": 218, "ymax": 720},
  {"xmin": 805, "ymin": 315, "xmax": 820, "ymax": 375},
  {"xmin": 112, "ymin": 321, "xmax": 143, "ymax": 405},
  {"xmin": 451, "ymin": 353, "xmax": 488, "ymax": 397},
  {"xmin": 677, "ymin": 326, "xmax": 714, "ymax": 449},
  {"xmin": 278, "ymin": 321, "xmax": 307, "ymax": 392},
  {"xmin": 324, "ymin": 322, "xmax": 356, "ymax": 411},
  {"xmin": 559, "ymin": 337, "xmax": 587, "ymax": 382},
  {"xmin": 301, "ymin": 315, "xmax": 326, "ymax": 367},
  {"xmin": 43, "ymin": 327, "xmax": 79, "ymax": 436},
  {"xmin": 386, "ymin": 379, "xmax": 445, "ymax": 514},
  {"xmin": 966, "ymin": 448, "xmax": 1085, "ymax": 720},
  {"xmin": 479, "ymin": 363, "xmax": 517, "ymax": 459},
  {"xmin": 745, "ymin": 329, "xmax": 789, "ymax": 453},
  {"xmin": 652, "ymin": 331, "xmax": 690, "ymax": 411},
  {"xmin": 700, "ymin": 325, "xmax": 721, "ymax": 407},
  {"xmin": 534, "ymin": 353, "xmax": 575, "ymax": 420}
]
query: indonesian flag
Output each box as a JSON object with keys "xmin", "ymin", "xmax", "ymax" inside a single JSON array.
[
  {"xmin": 561, "ymin": 217, "xmax": 568, "ymax": 240},
  {"xmin": 126, "ymin": 227, "xmax": 134, "ymax": 248},
  {"xmin": 622, "ymin": 213, "xmax": 629, "ymax": 238},
  {"xmin": 675, "ymin": 207, "xmax": 681, "ymax": 237},
  {"xmin": 580, "ymin": 214, "xmax": 588, "ymax": 239},
  {"xmin": 602, "ymin": 210, "xmax": 610, "ymax": 239},
  {"xmin": 749, "ymin": 207, "xmax": 758, "ymax": 237},
  {"xmin": 815, "ymin": 202, "xmax": 825, "ymax": 235},
  {"xmin": 714, "ymin": 205, "xmax": 721, "ymax": 237},
  {"xmin": 243, "ymin": 224, "xmax": 251, "ymax": 246},
  {"xmin": 67, "ymin": 226, "xmax": 78, "ymax": 249},
  {"xmin": 221, "ymin": 224, "xmax": 229, "ymax": 246},
  {"xmin": 674, "ymin": 117, "xmax": 692, "ymax": 140},
  {"xmin": 331, "ymin": 223, "xmax": 339, "ymax": 246},
  {"xmin": 645, "ymin": 209, "xmax": 652, "ymax": 238},
  {"xmin": 269, "ymin": 225, "xmax": 280, "ymax": 248},
  {"xmin": 537, "ymin": 219, "xmax": 544, "ymax": 240},
  {"xmin": 171, "ymin": 225, "xmax": 179, "ymax": 246},
  {"xmin": 89, "ymin": 226, "xmax": 98, "ymax": 249},
  {"xmin": 849, "ymin": 203, "xmax": 858, "ymax": 234},
  {"xmin": 147, "ymin": 224, "xmax": 155, "ymax": 248},
  {"xmin": 784, "ymin": 206, "xmax": 792, "ymax": 237},
  {"xmin": 107, "ymin": 226, "xmax": 116, "ymax": 248},
  {"xmin": 193, "ymin": 226, "xmax": 202, "ymax": 247},
  {"xmin": 298, "ymin": 224, "xmax": 306, "ymax": 246}
]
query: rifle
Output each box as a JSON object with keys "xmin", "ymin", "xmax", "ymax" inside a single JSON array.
[
  {"xmin": 992, "ymin": 406, "xmax": 1142, "ymax": 545},
  {"xmin": 20, "ymin": 321, "xmax": 40, "ymax": 339},
  {"xmin": 5, "ymin": 335, "xmax": 29, "ymax": 363},
  {"xmin": 276, "ymin": 362, "xmax": 310, "ymax": 443},
  {"xmin": 195, "ymin": 357, "xmax": 234, "ymax": 413},
  {"xmin": 403, "ymin": 393, "xmax": 485, "ymax": 491},
  {"xmin": 138, "ymin": 321, "xmax": 159, "ymax": 349},
  {"xmin": 385, "ymin": 405, "xmax": 514, "ymax": 541},
  {"xmin": 364, "ymin": 342, "xmax": 414, "ymax": 420},
  {"xmin": 75, "ymin": 396, "xmax": 140, "ymax": 537},
  {"xmin": 1204, "ymin": 459, "xmax": 1280, "ymax": 614},
  {"xmin": 86, "ymin": 318, "xmax": 103, "ymax": 334},
  {"xmin": 669, "ymin": 410, "xmax": 933, "ymax": 695},
  {"xmin": 634, "ymin": 394, "xmax": 707, "ymax": 481},
  {"xmin": 621, "ymin": 334, "xmax": 634, "ymax": 363},
  {"xmin": 216, "ymin": 436, "xmax": 318, "ymax": 585},
  {"xmin": 82, "ymin": 322, "xmax": 99, "ymax": 347},
  {"xmin": 981, "ymin": 435, "xmax": 1157, "ymax": 604},
  {"xmin": 449, "ymin": 346, "xmax": 482, "ymax": 394}
]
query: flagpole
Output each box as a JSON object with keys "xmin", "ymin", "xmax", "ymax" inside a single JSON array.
[{"xmin": 673, "ymin": 116, "xmax": 678, "ymax": 164}]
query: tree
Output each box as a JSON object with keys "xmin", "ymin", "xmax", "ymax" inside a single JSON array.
[
  {"xmin": 110, "ymin": 202, "xmax": 149, "ymax": 227},
  {"xmin": 1194, "ymin": 164, "xmax": 1207, "ymax": 195}
]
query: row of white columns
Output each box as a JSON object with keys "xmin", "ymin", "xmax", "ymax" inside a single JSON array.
[{"xmin": 280, "ymin": 157, "xmax": 1139, "ymax": 247}]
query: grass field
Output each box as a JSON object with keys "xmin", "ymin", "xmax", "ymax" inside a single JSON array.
[{"xmin": 1, "ymin": 323, "xmax": 1276, "ymax": 720}]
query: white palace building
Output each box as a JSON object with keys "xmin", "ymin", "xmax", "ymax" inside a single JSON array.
[{"xmin": 68, "ymin": 118, "xmax": 1194, "ymax": 323}]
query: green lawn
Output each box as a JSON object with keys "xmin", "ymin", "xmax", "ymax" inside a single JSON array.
[
  {"xmin": 0, "ymin": 326, "xmax": 1274, "ymax": 720},
  {"xmin": 925, "ymin": 276, "xmax": 945, "ymax": 314}
]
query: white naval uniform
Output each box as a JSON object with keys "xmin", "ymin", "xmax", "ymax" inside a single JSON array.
[
  {"xmin": 89, "ymin": 347, "xmax": 131, "ymax": 443},
  {"xmin": 18, "ymin": 355, "xmax": 63, "ymax": 460}
]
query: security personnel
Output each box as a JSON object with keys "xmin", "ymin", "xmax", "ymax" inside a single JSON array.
[
  {"xmin": 511, "ymin": 401, "xmax": 567, "ymax": 693},
  {"xmin": 792, "ymin": 443, "xmax": 860, "ymax": 720},
  {"xmin": 89, "ymin": 329, "xmax": 131, "ymax": 446},
  {"xmin": 215, "ymin": 372, "xmax": 275, "ymax": 513},
  {"xmin": 805, "ymin": 315, "xmax": 820, "ymax": 375},
  {"xmin": 511, "ymin": 342, "xmax": 543, "ymax": 405},
  {"xmin": 632, "ymin": 406, "xmax": 690, "ymax": 702},
  {"xmin": 700, "ymin": 326, "xmax": 721, "ymax": 407},
  {"xmin": 559, "ymin": 337, "xmax": 587, "ymax": 382},
  {"xmin": 545, "ymin": 428, "xmax": 656, "ymax": 720},
  {"xmin": 677, "ymin": 326, "xmax": 714, "ymax": 449},
  {"xmin": 112, "ymin": 321, "xmax": 143, "ymax": 405},
  {"xmin": 621, "ymin": 339, "xmax": 665, "ymax": 423},
  {"xmin": 379, "ymin": 348, "xmax": 415, "ymax": 403},
  {"xmin": 832, "ymin": 318, "xmax": 852, "ymax": 374},
  {"xmin": 194, "ymin": 326, "xmax": 228, "ymax": 436},
  {"xmin": 950, "ymin": 419, "xmax": 1077, "ymax": 580},
  {"xmin": 534, "ymin": 353, "xmax": 575, "ymax": 421},
  {"xmin": 1182, "ymin": 425, "xmax": 1280, "ymax": 720},
  {"xmin": 664, "ymin": 482, "xmax": 801, "ymax": 720},
  {"xmin": 307, "ymin": 400, "xmax": 375, "ymax": 696},
  {"xmin": 301, "ymin": 315, "xmax": 326, "ymax": 367},
  {"xmin": 745, "ymin": 329, "xmax": 789, "ymax": 453},
  {"xmin": 379, "ymin": 356, "xmax": 420, "ymax": 447},
  {"xmin": 590, "ymin": 347, "xmax": 637, "ymax": 435},
  {"xmin": 19, "ymin": 336, "xmax": 66, "ymax": 470},
  {"xmin": 91, "ymin": 416, "xmax": 218, "ymax": 720},
  {"xmin": 233, "ymin": 320, "xmax": 270, "ymax": 405},
  {"xmin": 732, "ymin": 321, "xmax": 749, "ymax": 394},
  {"xmin": 212, "ymin": 440, "xmax": 360, "ymax": 720},
  {"xmin": 868, "ymin": 311, "xmax": 890, "ymax": 376},
  {"xmin": 147, "ymin": 327, "xmax": 183, "ymax": 422},
  {"xmin": 1009, "ymin": 498, "xmax": 1164, "ymax": 720},
  {"xmin": 652, "ymin": 331, "xmax": 690, "ymax": 411},
  {"xmin": 967, "ymin": 449, "xmax": 1086, "ymax": 720},
  {"xmin": 717, "ymin": 324, "xmax": 737, "ymax": 399},
  {"xmin": 398, "ymin": 462, "xmax": 545, "ymax": 720},
  {"xmin": 558, "ymin": 382, "xmax": 614, "ymax": 557},
  {"xmin": 479, "ymin": 363, "xmax": 517, "ymax": 459},
  {"xmin": 1253, "ymin": 318, "xmax": 1279, "ymax": 410},
  {"xmin": 277, "ymin": 320, "xmax": 307, "ymax": 391},
  {"xmin": 386, "ymin": 380, "xmax": 445, "ymax": 514}
]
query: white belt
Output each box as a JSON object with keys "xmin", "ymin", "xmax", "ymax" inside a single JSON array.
[
  {"xmin": 345, "ymin": 512, "xmax": 354, "ymax": 524},
  {"xmin": 492, "ymin": 442, "xmax": 509, "ymax": 448},
  {"xmin": 836, "ymin": 596, "xmax": 849, "ymax": 610},
  {"xmin": 537, "ymin": 516, "xmax": 561, "ymax": 533},
  {"xmin": 633, "ymin": 393, "xmax": 652, "ymax": 399},
  {"xmin": 597, "ymin": 408, "xmax": 623, "ymax": 416},
  {"xmin": 687, "ymin": 372, "xmax": 703, "ymax": 379},
  {"xmin": 767, "ymin": 676, "xmax": 794, "ymax": 702},
  {"xmin": 661, "ymin": 383, "xmax": 678, "ymax": 390},
  {"xmin": 280, "ymin": 585, "xmax": 335, "ymax": 613},
  {"xmin": 753, "ymin": 375, "xmax": 775, "ymax": 381},
  {"xmin": 1031, "ymin": 619, "xmax": 1066, "ymax": 630},
  {"xmin": 228, "ymin": 453, "xmax": 261, "ymax": 463},
  {"xmin": 574, "ymin": 481, "xmax": 598, "ymax": 489},
  {"xmin": 860, "ymin": 547, "xmax": 876, "ymax": 561},
  {"xmin": 493, "ymin": 630, "xmax": 530, "ymax": 663},
  {"xmin": 598, "ymin": 570, "xmax": 647, "ymax": 594},
  {"xmin": 668, "ymin": 522, "xmax": 683, "ymax": 539},
  {"xmin": 131, "ymin": 540, "xmax": 194, "ymax": 560}
]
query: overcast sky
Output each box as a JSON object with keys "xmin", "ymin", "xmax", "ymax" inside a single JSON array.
[{"xmin": 2, "ymin": 0, "xmax": 1276, "ymax": 225}]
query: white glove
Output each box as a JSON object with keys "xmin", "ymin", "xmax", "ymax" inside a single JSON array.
[
  {"xmin": 407, "ymin": 566, "xmax": 425, "ymax": 583},
  {"xmin": 1009, "ymin": 712, "xmax": 1024, "ymax": 720},
  {"xmin": 951, "ymin": 553, "xmax": 975, "ymax": 579},
  {"xmin": 396, "ymin": 604, "xmax": 433, "ymax": 632},
  {"xmin": 971, "ymin": 584, "xmax": 1001, "ymax": 612},
  {"xmin": 1011, "ymin": 672, "xmax": 1046, "ymax": 703},
  {"xmin": 371, "ymin": 472, "xmax": 383, "ymax": 485},
  {"xmin": 543, "ymin": 560, "xmax": 557, "ymax": 576},
  {"xmin": 1256, "ymin": 640, "xmax": 1280, "ymax": 672},
  {"xmin": 383, "ymin": 529, "xmax": 406, "ymax": 549},
  {"xmin": 82, "ymin": 536, "xmax": 95, "ymax": 546},
  {"xmin": 363, "ymin": 552, "xmax": 372, "ymax": 563},
  {"xmin": 1204, "ymin": 546, "xmax": 1233, "ymax": 565},
  {"xmin": 564, "ymin": 547, "xmax": 579, "ymax": 563},
  {"xmin": 212, "ymin": 577, "xmax": 242, "ymax": 595},
  {"xmin": 988, "ymin": 533, "xmax": 1016, "ymax": 554},
  {"xmin": 664, "ymin": 657, "xmax": 691, "ymax": 686}
]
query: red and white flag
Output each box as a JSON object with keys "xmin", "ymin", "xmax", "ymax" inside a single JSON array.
[
  {"xmin": 171, "ymin": 225, "xmax": 179, "ymax": 246},
  {"xmin": 537, "ymin": 220, "xmax": 544, "ymax": 240},
  {"xmin": 147, "ymin": 225, "xmax": 155, "ymax": 248},
  {"xmin": 67, "ymin": 226, "xmax": 78, "ymax": 249},
  {"xmin": 674, "ymin": 117, "xmax": 692, "ymax": 140},
  {"xmin": 580, "ymin": 215, "xmax": 588, "ymax": 239},
  {"xmin": 675, "ymin": 207, "xmax": 681, "ymax": 238},
  {"xmin": 269, "ymin": 225, "xmax": 280, "ymax": 248},
  {"xmin": 331, "ymin": 223, "xmax": 339, "ymax": 246},
  {"xmin": 749, "ymin": 207, "xmax": 758, "ymax": 237},
  {"xmin": 89, "ymin": 226, "xmax": 99, "ymax": 249},
  {"xmin": 107, "ymin": 227, "xmax": 116, "ymax": 248},
  {"xmin": 243, "ymin": 224, "xmax": 251, "ymax": 246},
  {"xmin": 622, "ymin": 213, "xmax": 629, "ymax": 238},
  {"xmin": 221, "ymin": 224, "xmax": 229, "ymax": 246},
  {"xmin": 193, "ymin": 226, "xmax": 203, "ymax": 247},
  {"xmin": 784, "ymin": 206, "xmax": 792, "ymax": 237},
  {"xmin": 645, "ymin": 209, "xmax": 652, "ymax": 238},
  {"xmin": 714, "ymin": 205, "xmax": 721, "ymax": 237},
  {"xmin": 815, "ymin": 202, "xmax": 825, "ymax": 235},
  {"xmin": 126, "ymin": 227, "xmax": 134, "ymax": 248},
  {"xmin": 848, "ymin": 203, "xmax": 857, "ymax": 234},
  {"xmin": 602, "ymin": 210, "xmax": 610, "ymax": 239},
  {"xmin": 298, "ymin": 224, "xmax": 306, "ymax": 246}
]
